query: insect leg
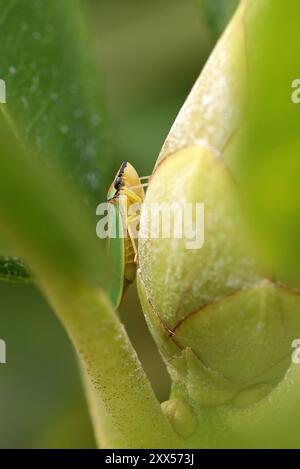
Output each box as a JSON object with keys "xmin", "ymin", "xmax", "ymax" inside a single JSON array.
[
  {"xmin": 127, "ymin": 214, "xmax": 140, "ymax": 263},
  {"xmin": 121, "ymin": 187, "xmax": 143, "ymax": 204}
]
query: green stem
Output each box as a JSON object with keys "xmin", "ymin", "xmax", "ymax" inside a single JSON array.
[
  {"xmin": 43, "ymin": 280, "xmax": 181, "ymax": 448},
  {"xmin": 81, "ymin": 364, "xmax": 124, "ymax": 448}
]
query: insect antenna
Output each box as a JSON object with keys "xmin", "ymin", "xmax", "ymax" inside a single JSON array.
[{"xmin": 128, "ymin": 182, "xmax": 149, "ymax": 190}]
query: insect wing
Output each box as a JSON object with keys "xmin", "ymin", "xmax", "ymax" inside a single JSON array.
[{"xmin": 107, "ymin": 200, "xmax": 125, "ymax": 309}]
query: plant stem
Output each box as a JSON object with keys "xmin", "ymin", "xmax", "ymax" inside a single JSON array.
[{"xmin": 43, "ymin": 280, "xmax": 182, "ymax": 448}]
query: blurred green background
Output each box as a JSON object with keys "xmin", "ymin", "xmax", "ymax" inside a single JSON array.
[{"xmin": 0, "ymin": 0, "xmax": 216, "ymax": 448}]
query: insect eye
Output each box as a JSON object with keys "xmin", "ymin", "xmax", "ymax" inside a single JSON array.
[{"xmin": 114, "ymin": 176, "xmax": 122, "ymax": 190}]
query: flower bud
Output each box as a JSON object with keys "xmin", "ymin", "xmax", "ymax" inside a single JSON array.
[{"xmin": 137, "ymin": 144, "xmax": 300, "ymax": 411}]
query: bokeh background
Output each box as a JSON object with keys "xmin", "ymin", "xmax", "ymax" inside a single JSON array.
[{"xmin": 0, "ymin": 0, "xmax": 218, "ymax": 448}]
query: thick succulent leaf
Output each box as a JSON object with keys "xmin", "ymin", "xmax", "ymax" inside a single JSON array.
[
  {"xmin": 0, "ymin": 119, "xmax": 105, "ymax": 288},
  {"xmin": 196, "ymin": 0, "xmax": 240, "ymax": 37},
  {"xmin": 0, "ymin": 0, "xmax": 110, "ymax": 282},
  {"xmin": 238, "ymin": 0, "xmax": 300, "ymax": 282}
]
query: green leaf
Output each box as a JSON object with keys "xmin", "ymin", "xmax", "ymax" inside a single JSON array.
[
  {"xmin": 197, "ymin": 0, "xmax": 240, "ymax": 37},
  {"xmin": 0, "ymin": 119, "xmax": 104, "ymax": 288},
  {"xmin": 238, "ymin": 0, "xmax": 300, "ymax": 283},
  {"xmin": 0, "ymin": 0, "xmax": 110, "ymax": 282}
]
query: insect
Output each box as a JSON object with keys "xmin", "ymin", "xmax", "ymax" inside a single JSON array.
[{"xmin": 107, "ymin": 161, "xmax": 148, "ymax": 309}]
